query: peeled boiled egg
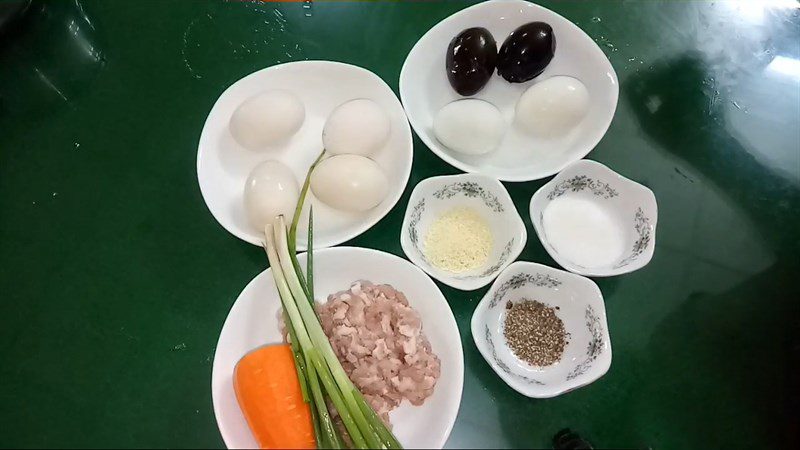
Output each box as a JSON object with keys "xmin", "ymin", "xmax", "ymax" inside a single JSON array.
[
  {"xmin": 433, "ymin": 99, "xmax": 505, "ymax": 155},
  {"xmin": 230, "ymin": 90, "xmax": 305, "ymax": 149},
  {"xmin": 322, "ymin": 99, "xmax": 391, "ymax": 156},
  {"xmin": 515, "ymin": 76, "xmax": 590, "ymax": 137},
  {"xmin": 244, "ymin": 160, "xmax": 299, "ymax": 231},
  {"xmin": 311, "ymin": 155, "xmax": 389, "ymax": 212}
]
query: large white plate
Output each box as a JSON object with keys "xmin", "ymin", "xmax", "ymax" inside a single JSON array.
[
  {"xmin": 400, "ymin": 0, "xmax": 618, "ymax": 182},
  {"xmin": 197, "ymin": 61, "xmax": 413, "ymax": 249},
  {"xmin": 211, "ymin": 247, "xmax": 464, "ymax": 449}
]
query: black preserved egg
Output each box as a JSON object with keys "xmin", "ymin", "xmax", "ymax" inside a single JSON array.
[
  {"xmin": 497, "ymin": 22, "xmax": 556, "ymax": 83},
  {"xmin": 446, "ymin": 27, "xmax": 497, "ymax": 96}
]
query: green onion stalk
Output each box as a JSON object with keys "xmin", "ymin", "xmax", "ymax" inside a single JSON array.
[
  {"xmin": 263, "ymin": 151, "xmax": 401, "ymax": 449},
  {"xmin": 288, "ymin": 150, "xmax": 326, "ymax": 303}
]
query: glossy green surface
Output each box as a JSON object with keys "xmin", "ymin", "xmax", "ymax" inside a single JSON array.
[{"xmin": 1, "ymin": 1, "xmax": 798, "ymax": 448}]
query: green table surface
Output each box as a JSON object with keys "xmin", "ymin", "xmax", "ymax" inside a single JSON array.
[{"xmin": 1, "ymin": 0, "xmax": 798, "ymax": 448}]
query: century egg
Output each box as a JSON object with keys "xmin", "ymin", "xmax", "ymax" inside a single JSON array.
[
  {"xmin": 497, "ymin": 22, "xmax": 556, "ymax": 83},
  {"xmin": 446, "ymin": 27, "xmax": 497, "ymax": 96}
]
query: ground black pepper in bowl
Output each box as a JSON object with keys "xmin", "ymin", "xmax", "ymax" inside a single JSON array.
[{"xmin": 503, "ymin": 299, "xmax": 567, "ymax": 366}]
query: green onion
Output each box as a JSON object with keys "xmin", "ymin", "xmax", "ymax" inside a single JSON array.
[
  {"xmin": 289, "ymin": 150, "xmax": 326, "ymax": 298},
  {"xmin": 306, "ymin": 351, "xmax": 343, "ymax": 449},
  {"xmin": 302, "ymin": 203, "xmax": 343, "ymax": 449},
  {"xmin": 264, "ymin": 226, "xmax": 367, "ymax": 448},
  {"xmin": 307, "ymin": 205, "xmax": 314, "ymax": 302},
  {"xmin": 263, "ymin": 150, "xmax": 402, "ymax": 449},
  {"xmin": 275, "ymin": 218, "xmax": 378, "ymax": 448},
  {"xmin": 281, "ymin": 308, "xmax": 309, "ymax": 402},
  {"xmin": 310, "ymin": 393, "xmax": 322, "ymax": 448},
  {"xmin": 355, "ymin": 394, "xmax": 402, "ymax": 449}
]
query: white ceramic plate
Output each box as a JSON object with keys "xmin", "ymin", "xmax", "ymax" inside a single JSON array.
[
  {"xmin": 211, "ymin": 247, "xmax": 464, "ymax": 449},
  {"xmin": 197, "ymin": 61, "xmax": 413, "ymax": 249},
  {"xmin": 400, "ymin": 0, "xmax": 618, "ymax": 182}
]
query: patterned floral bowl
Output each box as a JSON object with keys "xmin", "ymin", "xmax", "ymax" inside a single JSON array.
[
  {"xmin": 530, "ymin": 159, "xmax": 658, "ymax": 277},
  {"xmin": 400, "ymin": 173, "xmax": 527, "ymax": 291},
  {"xmin": 471, "ymin": 261, "xmax": 611, "ymax": 398}
]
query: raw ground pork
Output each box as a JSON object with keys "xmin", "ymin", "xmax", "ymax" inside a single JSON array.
[{"xmin": 317, "ymin": 280, "xmax": 441, "ymax": 424}]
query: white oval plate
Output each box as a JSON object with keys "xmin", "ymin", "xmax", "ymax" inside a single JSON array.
[
  {"xmin": 197, "ymin": 61, "xmax": 413, "ymax": 249},
  {"xmin": 211, "ymin": 247, "xmax": 464, "ymax": 449},
  {"xmin": 400, "ymin": 0, "xmax": 618, "ymax": 182}
]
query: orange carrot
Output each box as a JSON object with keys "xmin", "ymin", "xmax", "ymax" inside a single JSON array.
[{"xmin": 234, "ymin": 344, "xmax": 315, "ymax": 449}]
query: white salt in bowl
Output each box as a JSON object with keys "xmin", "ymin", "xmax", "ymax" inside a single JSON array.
[
  {"xmin": 471, "ymin": 261, "xmax": 611, "ymax": 398},
  {"xmin": 400, "ymin": 173, "xmax": 527, "ymax": 291},
  {"xmin": 530, "ymin": 159, "xmax": 658, "ymax": 277}
]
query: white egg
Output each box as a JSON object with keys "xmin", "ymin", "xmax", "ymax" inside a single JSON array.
[
  {"xmin": 243, "ymin": 160, "xmax": 299, "ymax": 231},
  {"xmin": 230, "ymin": 90, "xmax": 305, "ymax": 149},
  {"xmin": 311, "ymin": 155, "xmax": 389, "ymax": 212},
  {"xmin": 323, "ymin": 99, "xmax": 391, "ymax": 156},
  {"xmin": 433, "ymin": 99, "xmax": 505, "ymax": 155},
  {"xmin": 515, "ymin": 76, "xmax": 590, "ymax": 137}
]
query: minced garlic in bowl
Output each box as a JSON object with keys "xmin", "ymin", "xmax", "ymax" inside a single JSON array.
[{"xmin": 423, "ymin": 206, "xmax": 493, "ymax": 273}]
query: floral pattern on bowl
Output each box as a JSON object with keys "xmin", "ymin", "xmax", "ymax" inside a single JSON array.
[
  {"xmin": 471, "ymin": 261, "xmax": 612, "ymax": 398},
  {"xmin": 530, "ymin": 159, "xmax": 658, "ymax": 277},
  {"xmin": 400, "ymin": 174, "xmax": 527, "ymax": 291}
]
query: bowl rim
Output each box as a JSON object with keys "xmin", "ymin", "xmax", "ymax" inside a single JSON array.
[
  {"xmin": 470, "ymin": 260, "xmax": 612, "ymax": 398},
  {"xmin": 399, "ymin": 0, "xmax": 620, "ymax": 182},
  {"xmin": 400, "ymin": 173, "xmax": 527, "ymax": 291},
  {"xmin": 530, "ymin": 159, "xmax": 658, "ymax": 277},
  {"xmin": 196, "ymin": 60, "xmax": 414, "ymax": 249}
]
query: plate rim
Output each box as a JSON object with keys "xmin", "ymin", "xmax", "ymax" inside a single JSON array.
[
  {"xmin": 196, "ymin": 60, "xmax": 414, "ymax": 248},
  {"xmin": 211, "ymin": 246, "xmax": 464, "ymax": 449}
]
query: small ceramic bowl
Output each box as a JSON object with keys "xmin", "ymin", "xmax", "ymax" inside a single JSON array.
[
  {"xmin": 471, "ymin": 261, "xmax": 611, "ymax": 398},
  {"xmin": 530, "ymin": 159, "xmax": 658, "ymax": 277},
  {"xmin": 400, "ymin": 174, "xmax": 526, "ymax": 291}
]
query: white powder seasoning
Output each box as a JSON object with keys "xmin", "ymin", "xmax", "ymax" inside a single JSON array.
[
  {"xmin": 542, "ymin": 196, "xmax": 625, "ymax": 268},
  {"xmin": 423, "ymin": 206, "xmax": 493, "ymax": 273}
]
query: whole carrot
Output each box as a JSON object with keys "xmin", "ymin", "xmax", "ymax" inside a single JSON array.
[{"xmin": 234, "ymin": 344, "xmax": 315, "ymax": 449}]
